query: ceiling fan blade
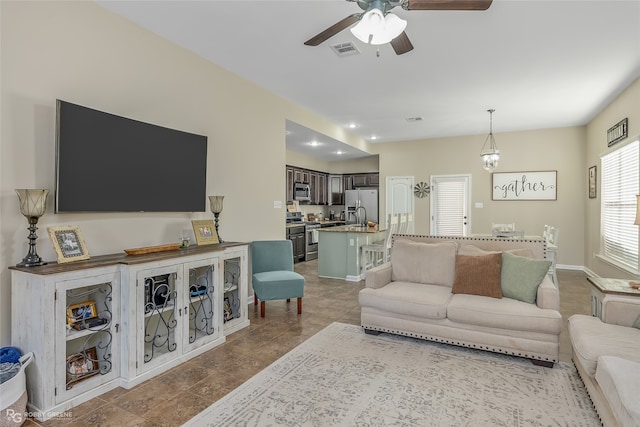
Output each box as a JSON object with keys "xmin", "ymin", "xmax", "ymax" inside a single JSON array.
[
  {"xmin": 390, "ymin": 31, "xmax": 414, "ymax": 55},
  {"xmin": 304, "ymin": 14, "xmax": 361, "ymax": 46},
  {"xmin": 406, "ymin": 0, "xmax": 493, "ymax": 11}
]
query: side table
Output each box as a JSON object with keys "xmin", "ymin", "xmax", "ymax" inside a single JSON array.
[{"xmin": 587, "ymin": 276, "xmax": 640, "ymax": 319}]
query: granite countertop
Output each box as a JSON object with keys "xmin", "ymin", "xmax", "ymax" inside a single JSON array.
[
  {"xmin": 318, "ymin": 224, "xmax": 386, "ymax": 233},
  {"xmin": 286, "ymin": 220, "xmax": 346, "ymax": 229}
]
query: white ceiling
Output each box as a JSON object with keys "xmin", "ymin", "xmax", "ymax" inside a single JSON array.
[{"xmin": 96, "ymin": 0, "xmax": 640, "ymax": 161}]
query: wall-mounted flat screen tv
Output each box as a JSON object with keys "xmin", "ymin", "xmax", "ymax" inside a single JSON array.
[{"xmin": 55, "ymin": 100, "xmax": 208, "ymax": 212}]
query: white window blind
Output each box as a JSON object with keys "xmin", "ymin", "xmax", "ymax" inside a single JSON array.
[
  {"xmin": 432, "ymin": 178, "xmax": 467, "ymax": 236},
  {"xmin": 601, "ymin": 140, "xmax": 639, "ymax": 271}
]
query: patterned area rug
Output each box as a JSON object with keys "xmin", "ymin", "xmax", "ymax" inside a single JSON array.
[{"xmin": 184, "ymin": 322, "xmax": 599, "ymax": 427}]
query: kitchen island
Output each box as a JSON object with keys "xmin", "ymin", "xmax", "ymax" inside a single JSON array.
[{"xmin": 318, "ymin": 225, "xmax": 386, "ymax": 281}]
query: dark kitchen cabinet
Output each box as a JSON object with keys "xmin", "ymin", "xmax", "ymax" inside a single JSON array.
[
  {"xmin": 286, "ymin": 168, "xmax": 294, "ymax": 203},
  {"xmin": 317, "ymin": 173, "xmax": 327, "ymax": 205},
  {"xmin": 287, "ymin": 225, "xmax": 306, "ymax": 263},
  {"xmin": 329, "ymin": 175, "xmax": 343, "ymax": 205}
]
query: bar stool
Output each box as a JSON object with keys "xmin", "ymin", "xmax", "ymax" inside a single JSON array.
[
  {"xmin": 545, "ymin": 226, "xmax": 560, "ymax": 286},
  {"xmin": 360, "ymin": 214, "xmax": 399, "ymax": 279}
]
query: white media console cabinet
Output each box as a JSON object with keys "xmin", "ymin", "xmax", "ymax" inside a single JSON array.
[{"xmin": 10, "ymin": 242, "xmax": 249, "ymax": 421}]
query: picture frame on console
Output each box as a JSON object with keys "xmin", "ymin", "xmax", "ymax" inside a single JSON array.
[
  {"xmin": 191, "ymin": 219, "xmax": 219, "ymax": 246},
  {"xmin": 66, "ymin": 300, "xmax": 98, "ymax": 326},
  {"xmin": 48, "ymin": 225, "xmax": 90, "ymax": 263}
]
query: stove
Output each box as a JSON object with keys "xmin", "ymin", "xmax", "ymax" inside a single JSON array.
[{"xmin": 305, "ymin": 222, "xmax": 320, "ymax": 260}]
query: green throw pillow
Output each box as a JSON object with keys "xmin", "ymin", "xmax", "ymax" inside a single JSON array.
[
  {"xmin": 500, "ymin": 252, "xmax": 552, "ymax": 304},
  {"xmin": 633, "ymin": 315, "xmax": 640, "ymax": 329}
]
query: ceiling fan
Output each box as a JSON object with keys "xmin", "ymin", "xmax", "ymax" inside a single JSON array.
[{"xmin": 304, "ymin": 0, "xmax": 493, "ymax": 55}]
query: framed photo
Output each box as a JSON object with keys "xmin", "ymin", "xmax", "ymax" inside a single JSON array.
[
  {"xmin": 48, "ymin": 226, "xmax": 90, "ymax": 263},
  {"xmin": 66, "ymin": 347, "xmax": 99, "ymax": 386},
  {"xmin": 66, "ymin": 300, "xmax": 98, "ymax": 326},
  {"xmin": 589, "ymin": 165, "xmax": 597, "ymax": 199},
  {"xmin": 191, "ymin": 220, "xmax": 219, "ymax": 246},
  {"xmin": 492, "ymin": 171, "xmax": 557, "ymax": 201}
]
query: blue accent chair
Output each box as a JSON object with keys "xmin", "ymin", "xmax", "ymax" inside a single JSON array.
[{"xmin": 251, "ymin": 240, "xmax": 305, "ymax": 317}]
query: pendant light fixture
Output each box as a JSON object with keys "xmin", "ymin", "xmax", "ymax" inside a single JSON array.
[{"xmin": 480, "ymin": 109, "xmax": 500, "ymax": 172}]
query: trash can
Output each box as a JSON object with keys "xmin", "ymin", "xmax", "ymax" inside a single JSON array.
[{"xmin": 0, "ymin": 352, "xmax": 33, "ymax": 427}]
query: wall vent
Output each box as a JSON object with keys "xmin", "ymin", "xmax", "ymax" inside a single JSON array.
[
  {"xmin": 330, "ymin": 42, "xmax": 360, "ymax": 57},
  {"xmin": 406, "ymin": 117, "xmax": 424, "ymax": 122}
]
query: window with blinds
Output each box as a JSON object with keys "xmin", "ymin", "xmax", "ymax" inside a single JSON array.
[{"xmin": 601, "ymin": 140, "xmax": 639, "ymax": 272}]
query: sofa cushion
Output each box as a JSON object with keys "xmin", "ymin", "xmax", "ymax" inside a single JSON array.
[
  {"xmin": 451, "ymin": 253, "xmax": 502, "ymax": 299},
  {"xmin": 448, "ymin": 293, "xmax": 562, "ymax": 334},
  {"xmin": 458, "ymin": 244, "xmax": 534, "ymax": 258},
  {"xmin": 359, "ymin": 281, "xmax": 452, "ymax": 319},
  {"xmin": 391, "ymin": 240, "xmax": 457, "ymax": 287},
  {"xmin": 568, "ymin": 314, "xmax": 640, "ymax": 378},
  {"xmin": 500, "ymin": 252, "xmax": 551, "ymax": 304},
  {"xmin": 595, "ymin": 356, "xmax": 640, "ymax": 427}
]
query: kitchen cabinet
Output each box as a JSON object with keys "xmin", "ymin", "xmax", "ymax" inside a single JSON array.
[
  {"xmin": 329, "ymin": 175, "xmax": 343, "ymax": 205},
  {"xmin": 310, "ymin": 173, "xmax": 318, "ymax": 204},
  {"xmin": 344, "ymin": 173, "xmax": 380, "ymax": 190},
  {"xmin": 287, "ymin": 225, "xmax": 306, "ymax": 263},
  {"xmin": 10, "ymin": 243, "xmax": 249, "ymax": 421},
  {"xmin": 293, "ymin": 169, "xmax": 309, "ymax": 184},
  {"xmin": 286, "ymin": 168, "xmax": 294, "ymax": 203},
  {"xmin": 317, "ymin": 173, "xmax": 327, "ymax": 205}
]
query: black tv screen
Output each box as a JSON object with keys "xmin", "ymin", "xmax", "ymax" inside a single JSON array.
[{"xmin": 55, "ymin": 100, "xmax": 208, "ymax": 212}]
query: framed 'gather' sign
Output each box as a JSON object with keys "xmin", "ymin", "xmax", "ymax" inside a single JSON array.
[{"xmin": 492, "ymin": 171, "xmax": 557, "ymax": 201}]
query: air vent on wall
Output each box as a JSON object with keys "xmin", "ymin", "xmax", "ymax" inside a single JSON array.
[
  {"xmin": 330, "ymin": 42, "xmax": 360, "ymax": 57},
  {"xmin": 406, "ymin": 117, "xmax": 424, "ymax": 123}
]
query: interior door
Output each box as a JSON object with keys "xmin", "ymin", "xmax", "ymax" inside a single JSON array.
[
  {"xmin": 430, "ymin": 174, "xmax": 471, "ymax": 236},
  {"xmin": 386, "ymin": 176, "xmax": 414, "ymax": 233}
]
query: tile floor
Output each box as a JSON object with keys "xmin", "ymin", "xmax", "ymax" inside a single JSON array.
[{"xmin": 26, "ymin": 261, "xmax": 592, "ymax": 427}]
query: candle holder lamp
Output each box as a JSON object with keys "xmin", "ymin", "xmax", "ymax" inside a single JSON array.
[
  {"xmin": 209, "ymin": 195, "xmax": 224, "ymax": 243},
  {"xmin": 16, "ymin": 189, "xmax": 49, "ymax": 267}
]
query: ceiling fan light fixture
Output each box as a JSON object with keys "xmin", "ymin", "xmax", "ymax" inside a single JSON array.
[
  {"xmin": 370, "ymin": 13, "xmax": 407, "ymax": 45},
  {"xmin": 350, "ymin": 8, "xmax": 385, "ymax": 43},
  {"xmin": 479, "ymin": 109, "xmax": 500, "ymax": 172}
]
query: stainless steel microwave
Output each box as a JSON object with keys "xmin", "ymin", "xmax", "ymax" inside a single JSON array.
[{"xmin": 294, "ymin": 182, "xmax": 311, "ymax": 201}]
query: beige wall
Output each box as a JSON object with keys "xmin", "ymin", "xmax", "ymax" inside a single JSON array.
[
  {"xmin": 584, "ymin": 76, "xmax": 640, "ymax": 279},
  {"xmin": 0, "ymin": 1, "xmax": 368, "ymax": 346},
  {"xmin": 372, "ymin": 126, "xmax": 587, "ymax": 268}
]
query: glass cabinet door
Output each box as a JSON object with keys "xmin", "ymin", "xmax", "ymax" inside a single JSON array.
[
  {"xmin": 137, "ymin": 265, "xmax": 180, "ymax": 373},
  {"xmin": 55, "ymin": 272, "xmax": 120, "ymax": 404},
  {"xmin": 183, "ymin": 259, "xmax": 219, "ymax": 353}
]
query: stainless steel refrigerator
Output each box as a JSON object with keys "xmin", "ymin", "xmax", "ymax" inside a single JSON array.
[{"xmin": 345, "ymin": 189, "xmax": 378, "ymax": 225}]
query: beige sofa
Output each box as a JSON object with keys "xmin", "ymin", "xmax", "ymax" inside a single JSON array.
[
  {"xmin": 568, "ymin": 297, "xmax": 640, "ymax": 427},
  {"xmin": 359, "ymin": 235, "xmax": 562, "ymax": 366}
]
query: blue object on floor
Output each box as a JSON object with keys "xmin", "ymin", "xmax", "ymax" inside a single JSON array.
[{"xmin": 0, "ymin": 347, "xmax": 20, "ymax": 364}]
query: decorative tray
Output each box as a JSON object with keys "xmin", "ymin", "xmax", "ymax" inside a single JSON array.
[{"xmin": 124, "ymin": 243, "xmax": 181, "ymax": 255}]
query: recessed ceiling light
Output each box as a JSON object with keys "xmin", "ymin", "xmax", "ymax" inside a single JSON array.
[
  {"xmin": 336, "ymin": 151, "xmax": 344, "ymax": 155},
  {"xmin": 348, "ymin": 123, "xmax": 358, "ymax": 129},
  {"xmin": 308, "ymin": 141, "xmax": 320, "ymax": 147},
  {"xmin": 370, "ymin": 135, "xmax": 378, "ymax": 140}
]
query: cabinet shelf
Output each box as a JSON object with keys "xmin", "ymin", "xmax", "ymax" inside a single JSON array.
[
  {"xmin": 65, "ymin": 323, "xmax": 110, "ymax": 341},
  {"xmin": 223, "ymin": 284, "xmax": 238, "ymax": 293},
  {"xmin": 144, "ymin": 303, "xmax": 175, "ymax": 318}
]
